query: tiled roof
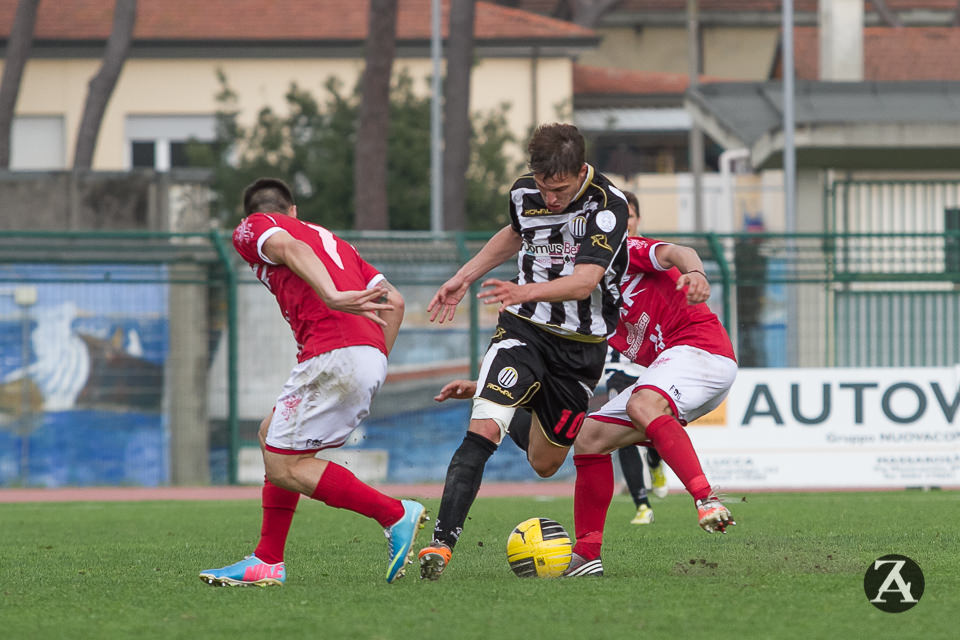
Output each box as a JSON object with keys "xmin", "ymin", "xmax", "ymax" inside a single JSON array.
[
  {"xmin": 573, "ymin": 63, "xmax": 725, "ymax": 96},
  {"xmin": 792, "ymin": 26, "xmax": 960, "ymax": 81},
  {"xmin": 511, "ymin": 1, "xmax": 956, "ymax": 15},
  {"xmin": 0, "ymin": 0, "xmax": 594, "ymax": 41}
]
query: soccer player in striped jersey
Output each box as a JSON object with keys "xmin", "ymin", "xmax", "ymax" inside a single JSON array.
[{"xmin": 418, "ymin": 123, "xmax": 630, "ymax": 580}]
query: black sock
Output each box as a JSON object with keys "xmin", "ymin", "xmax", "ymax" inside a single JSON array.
[
  {"xmin": 647, "ymin": 447, "xmax": 662, "ymax": 468},
  {"xmin": 617, "ymin": 446, "xmax": 649, "ymax": 507},
  {"xmin": 433, "ymin": 431, "xmax": 498, "ymax": 549},
  {"xmin": 506, "ymin": 410, "xmax": 531, "ymax": 452}
]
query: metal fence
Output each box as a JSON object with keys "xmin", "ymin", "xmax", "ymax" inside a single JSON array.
[{"xmin": 1, "ymin": 227, "xmax": 958, "ymax": 488}]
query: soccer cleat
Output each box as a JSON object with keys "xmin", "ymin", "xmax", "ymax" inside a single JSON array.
[
  {"xmin": 562, "ymin": 552, "xmax": 603, "ymax": 577},
  {"xmin": 198, "ymin": 554, "xmax": 285, "ymax": 587},
  {"xmin": 418, "ymin": 543, "xmax": 452, "ymax": 581},
  {"xmin": 384, "ymin": 499, "xmax": 427, "ymax": 583},
  {"xmin": 650, "ymin": 462, "xmax": 669, "ymax": 499},
  {"xmin": 696, "ymin": 496, "xmax": 735, "ymax": 533},
  {"xmin": 630, "ymin": 503, "xmax": 655, "ymax": 525}
]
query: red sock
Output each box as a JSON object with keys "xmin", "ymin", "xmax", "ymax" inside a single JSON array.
[
  {"xmin": 645, "ymin": 414, "xmax": 711, "ymax": 501},
  {"xmin": 253, "ymin": 478, "xmax": 300, "ymax": 564},
  {"xmin": 572, "ymin": 453, "xmax": 614, "ymax": 560},
  {"xmin": 311, "ymin": 462, "xmax": 404, "ymax": 528}
]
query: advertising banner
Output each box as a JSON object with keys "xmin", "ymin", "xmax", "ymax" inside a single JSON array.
[{"xmin": 680, "ymin": 368, "xmax": 960, "ymax": 490}]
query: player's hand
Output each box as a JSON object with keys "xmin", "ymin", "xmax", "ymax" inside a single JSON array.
[
  {"xmin": 434, "ymin": 379, "xmax": 478, "ymax": 402},
  {"xmin": 478, "ymin": 278, "xmax": 522, "ymax": 313},
  {"xmin": 326, "ymin": 286, "xmax": 393, "ymax": 326},
  {"xmin": 428, "ymin": 275, "xmax": 469, "ymax": 323},
  {"xmin": 676, "ymin": 271, "xmax": 710, "ymax": 305}
]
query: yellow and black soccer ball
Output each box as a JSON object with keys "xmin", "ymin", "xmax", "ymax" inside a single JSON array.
[{"xmin": 506, "ymin": 517, "xmax": 572, "ymax": 578}]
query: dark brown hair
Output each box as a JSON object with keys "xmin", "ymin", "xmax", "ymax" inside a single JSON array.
[
  {"xmin": 527, "ymin": 123, "xmax": 585, "ymax": 179},
  {"xmin": 242, "ymin": 177, "xmax": 295, "ymax": 215},
  {"xmin": 624, "ymin": 190, "xmax": 639, "ymax": 213}
]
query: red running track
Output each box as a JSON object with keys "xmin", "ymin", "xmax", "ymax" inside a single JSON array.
[{"xmin": 0, "ymin": 483, "xmax": 578, "ymax": 503}]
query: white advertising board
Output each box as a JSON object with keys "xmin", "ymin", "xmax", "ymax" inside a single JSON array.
[{"xmin": 675, "ymin": 367, "xmax": 960, "ymax": 490}]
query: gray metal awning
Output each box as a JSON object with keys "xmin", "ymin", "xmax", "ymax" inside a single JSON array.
[{"xmin": 684, "ymin": 81, "xmax": 960, "ymax": 170}]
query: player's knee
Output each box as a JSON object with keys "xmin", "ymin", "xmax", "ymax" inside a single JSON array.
[
  {"xmin": 530, "ymin": 457, "xmax": 561, "ymax": 478},
  {"xmin": 572, "ymin": 419, "xmax": 607, "ymax": 454}
]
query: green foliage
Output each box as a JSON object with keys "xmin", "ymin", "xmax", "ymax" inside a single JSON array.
[
  {"xmin": 1, "ymin": 492, "xmax": 958, "ymax": 639},
  {"xmin": 191, "ymin": 69, "xmax": 522, "ymax": 231}
]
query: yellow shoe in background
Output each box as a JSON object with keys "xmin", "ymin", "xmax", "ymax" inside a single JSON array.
[{"xmin": 630, "ymin": 504, "xmax": 654, "ymax": 525}]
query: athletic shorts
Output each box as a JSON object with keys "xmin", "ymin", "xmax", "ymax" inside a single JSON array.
[
  {"xmin": 590, "ymin": 344, "xmax": 737, "ymax": 430},
  {"xmin": 475, "ymin": 312, "xmax": 606, "ymax": 447},
  {"xmin": 264, "ymin": 345, "xmax": 387, "ymax": 453}
]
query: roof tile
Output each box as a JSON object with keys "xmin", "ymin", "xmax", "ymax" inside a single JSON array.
[
  {"xmin": 793, "ymin": 26, "xmax": 960, "ymax": 81},
  {"xmin": 0, "ymin": 0, "xmax": 594, "ymax": 41}
]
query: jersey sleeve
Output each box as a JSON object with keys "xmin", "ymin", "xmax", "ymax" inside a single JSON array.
[
  {"xmin": 232, "ymin": 213, "xmax": 285, "ymax": 265},
  {"xmin": 345, "ymin": 240, "xmax": 385, "ymax": 289},
  {"xmin": 626, "ymin": 236, "xmax": 671, "ymax": 275},
  {"xmin": 574, "ymin": 195, "xmax": 629, "ymax": 269}
]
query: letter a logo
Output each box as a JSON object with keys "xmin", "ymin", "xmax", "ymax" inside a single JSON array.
[{"xmin": 863, "ymin": 554, "xmax": 924, "ymax": 612}]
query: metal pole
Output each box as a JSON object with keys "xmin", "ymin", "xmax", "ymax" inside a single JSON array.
[
  {"xmin": 430, "ymin": 0, "xmax": 443, "ymax": 233},
  {"xmin": 783, "ymin": 0, "xmax": 798, "ymax": 366},
  {"xmin": 783, "ymin": 0, "xmax": 796, "ymax": 233},
  {"xmin": 687, "ymin": 0, "xmax": 704, "ymax": 231}
]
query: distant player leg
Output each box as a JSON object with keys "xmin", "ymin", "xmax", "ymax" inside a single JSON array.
[{"xmin": 617, "ymin": 446, "xmax": 654, "ymax": 524}]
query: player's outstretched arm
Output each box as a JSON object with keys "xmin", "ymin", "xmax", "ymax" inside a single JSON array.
[
  {"xmin": 478, "ymin": 262, "xmax": 605, "ymax": 312},
  {"xmin": 655, "ymin": 243, "xmax": 710, "ymax": 304},
  {"xmin": 428, "ymin": 225, "xmax": 521, "ymax": 323},
  {"xmin": 376, "ymin": 279, "xmax": 405, "ymax": 355},
  {"xmin": 434, "ymin": 379, "xmax": 478, "ymax": 402},
  {"xmin": 263, "ymin": 231, "xmax": 393, "ymax": 326}
]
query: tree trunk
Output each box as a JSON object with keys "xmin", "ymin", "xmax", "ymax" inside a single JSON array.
[
  {"xmin": 354, "ymin": 0, "xmax": 398, "ymax": 230},
  {"xmin": 0, "ymin": 0, "xmax": 40, "ymax": 169},
  {"xmin": 442, "ymin": 0, "xmax": 475, "ymax": 232},
  {"xmin": 73, "ymin": 0, "xmax": 137, "ymax": 169}
]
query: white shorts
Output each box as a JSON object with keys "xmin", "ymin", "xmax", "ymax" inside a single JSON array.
[
  {"xmin": 589, "ymin": 345, "xmax": 737, "ymax": 428},
  {"xmin": 264, "ymin": 345, "xmax": 387, "ymax": 453}
]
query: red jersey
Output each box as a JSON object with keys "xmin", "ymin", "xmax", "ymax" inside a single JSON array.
[
  {"xmin": 232, "ymin": 212, "xmax": 387, "ymax": 361},
  {"xmin": 607, "ymin": 236, "xmax": 736, "ymax": 367}
]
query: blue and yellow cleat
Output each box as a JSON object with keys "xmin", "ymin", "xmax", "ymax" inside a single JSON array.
[
  {"xmin": 384, "ymin": 500, "xmax": 427, "ymax": 583},
  {"xmin": 199, "ymin": 554, "xmax": 285, "ymax": 587}
]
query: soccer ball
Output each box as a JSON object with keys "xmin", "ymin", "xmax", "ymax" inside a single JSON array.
[{"xmin": 506, "ymin": 517, "xmax": 572, "ymax": 578}]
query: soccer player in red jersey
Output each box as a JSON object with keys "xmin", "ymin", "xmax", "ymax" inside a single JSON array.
[
  {"xmin": 199, "ymin": 178, "xmax": 425, "ymax": 586},
  {"xmin": 563, "ymin": 235, "xmax": 738, "ymax": 576}
]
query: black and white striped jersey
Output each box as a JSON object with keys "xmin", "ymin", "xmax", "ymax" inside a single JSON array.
[{"xmin": 504, "ymin": 164, "xmax": 629, "ymax": 341}]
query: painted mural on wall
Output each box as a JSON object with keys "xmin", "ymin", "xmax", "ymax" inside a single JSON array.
[{"xmin": 0, "ymin": 264, "xmax": 168, "ymax": 487}]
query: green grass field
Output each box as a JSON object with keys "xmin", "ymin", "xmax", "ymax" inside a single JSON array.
[{"xmin": 1, "ymin": 490, "xmax": 957, "ymax": 639}]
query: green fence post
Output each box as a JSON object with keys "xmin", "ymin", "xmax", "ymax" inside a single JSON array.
[
  {"xmin": 706, "ymin": 233, "xmax": 731, "ymax": 330},
  {"xmin": 209, "ymin": 229, "xmax": 239, "ymax": 485}
]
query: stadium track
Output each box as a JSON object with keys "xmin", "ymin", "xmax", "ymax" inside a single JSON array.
[{"xmin": 0, "ymin": 483, "xmax": 576, "ymax": 503}]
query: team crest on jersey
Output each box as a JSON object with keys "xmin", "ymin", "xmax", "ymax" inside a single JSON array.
[
  {"xmin": 590, "ymin": 234, "xmax": 612, "ymax": 252},
  {"xmin": 595, "ymin": 210, "xmax": 617, "ymax": 233},
  {"xmin": 234, "ymin": 218, "xmax": 255, "ymax": 245},
  {"xmin": 569, "ymin": 216, "xmax": 587, "ymax": 238},
  {"xmin": 497, "ymin": 367, "xmax": 519, "ymax": 388}
]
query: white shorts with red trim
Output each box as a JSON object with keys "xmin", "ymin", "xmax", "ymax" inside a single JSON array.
[
  {"xmin": 264, "ymin": 345, "xmax": 387, "ymax": 453},
  {"xmin": 589, "ymin": 345, "xmax": 737, "ymax": 427}
]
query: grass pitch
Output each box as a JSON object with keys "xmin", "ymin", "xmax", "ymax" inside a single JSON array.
[{"xmin": 1, "ymin": 490, "xmax": 957, "ymax": 639}]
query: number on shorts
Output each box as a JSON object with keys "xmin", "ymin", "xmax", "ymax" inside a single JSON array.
[{"xmin": 552, "ymin": 409, "xmax": 586, "ymax": 440}]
